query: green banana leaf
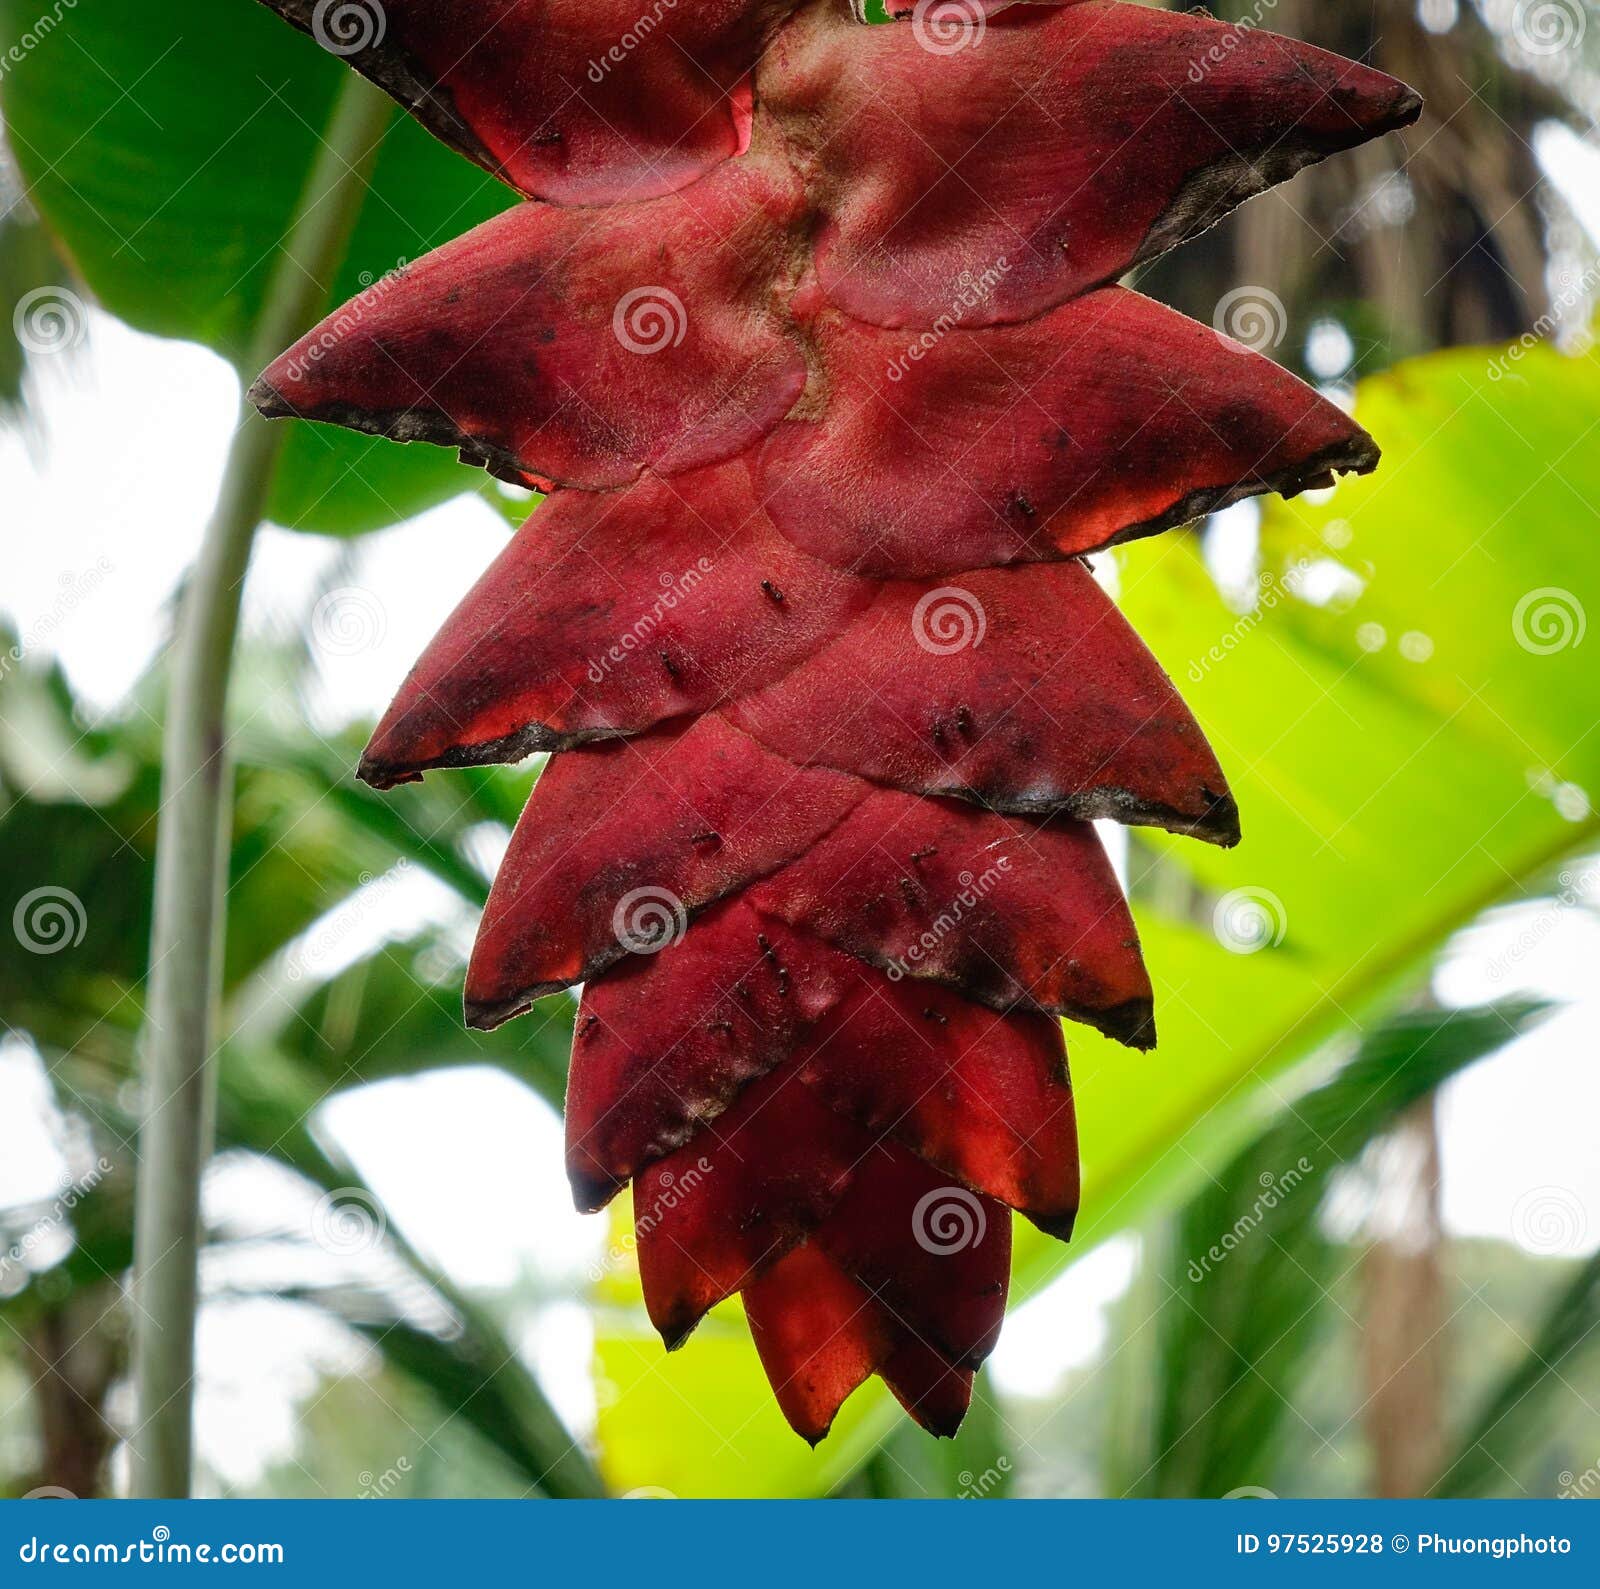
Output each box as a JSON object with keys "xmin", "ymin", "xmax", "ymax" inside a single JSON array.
[
  {"xmin": 592, "ymin": 334, "xmax": 1600, "ymax": 1495},
  {"xmin": 0, "ymin": 0, "xmax": 512, "ymax": 534}
]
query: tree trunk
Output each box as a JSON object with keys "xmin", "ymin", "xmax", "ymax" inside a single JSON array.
[
  {"xmin": 24, "ymin": 1293, "xmax": 121, "ymax": 1499},
  {"xmin": 1359, "ymin": 1096, "xmax": 1448, "ymax": 1498}
]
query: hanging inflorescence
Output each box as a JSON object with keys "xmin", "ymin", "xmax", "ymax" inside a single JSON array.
[{"xmin": 251, "ymin": 0, "xmax": 1417, "ymax": 1441}]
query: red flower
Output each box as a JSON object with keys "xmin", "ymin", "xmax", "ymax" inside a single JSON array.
[{"xmin": 251, "ymin": 0, "xmax": 1417, "ymax": 1442}]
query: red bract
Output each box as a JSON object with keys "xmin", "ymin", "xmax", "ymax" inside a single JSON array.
[{"xmin": 251, "ymin": 0, "xmax": 1418, "ymax": 1443}]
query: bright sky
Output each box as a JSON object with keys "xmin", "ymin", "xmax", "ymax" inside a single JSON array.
[{"xmin": 4, "ymin": 124, "xmax": 1600, "ymax": 1480}]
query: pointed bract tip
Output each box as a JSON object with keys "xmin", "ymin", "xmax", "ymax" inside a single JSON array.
[
  {"xmin": 247, "ymin": 375, "xmax": 292, "ymax": 420},
  {"xmin": 1031, "ymin": 1204, "xmax": 1079, "ymax": 1245},
  {"xmin": 902, "ymin": 1401, "xmax": 968, "ymax": 1441},
  {"xmin": 463, "ymin": 993, "xmax": 527, "ymax": 1032},
  {"xmin": 1097, "ymin": 998, "xmax": 1157, "ymax": 1053},
  {"xmin": 657, "ymin": 1314, "xmax": 700, "ymax": 1353},
  {"xmin": 1205, "ymin": 789, "xmax": 1243, "ymax": 851},
  {"xmin": 355, "ymin": 751, "xmax": 420, "ymax": 791},
  {"xmin": 1389, "ymin": 85, "xmax": 1425, "ymax": 131},
  {"xmin": 567, "ymin": 1166, "xmax": 623, "ymax": 1218}
]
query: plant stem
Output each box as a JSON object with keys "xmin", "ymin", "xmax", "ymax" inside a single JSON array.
[{"xmin": 130, "ymin": 74, "xmax": 393, "ymax": 1500}]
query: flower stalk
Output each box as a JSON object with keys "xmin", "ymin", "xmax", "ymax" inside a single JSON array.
[{"xmin": 130, "ymin": 73, "xmax": 393, "ymax": 1499}]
